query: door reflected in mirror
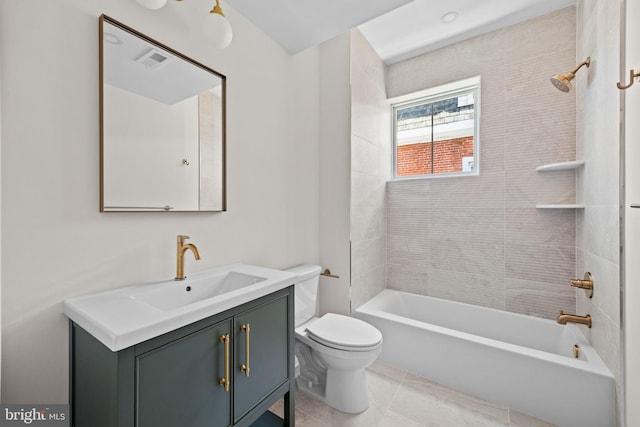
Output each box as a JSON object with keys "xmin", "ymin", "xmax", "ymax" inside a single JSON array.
[{"xmin": 100, "ymin": 15, "xmax": 226, "ymax": 212}]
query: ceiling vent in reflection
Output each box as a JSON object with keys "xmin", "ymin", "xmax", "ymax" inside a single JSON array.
[{"xmin": 136, "ymin": 48, "xmax": 172, "ymax": 70}]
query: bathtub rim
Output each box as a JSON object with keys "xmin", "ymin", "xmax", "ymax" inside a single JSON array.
[{"xmin": 355, "ymin": 289, "xmax": 614, "ymax": 380}]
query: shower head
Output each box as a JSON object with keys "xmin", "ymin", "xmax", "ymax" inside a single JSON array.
[
  {"xmin": 550, "ymin": 57, "xmax": 590, "ymax": 92},
  {"xmin": 550, "ymin": 73, "xmax": 573, "ymax": 92}
]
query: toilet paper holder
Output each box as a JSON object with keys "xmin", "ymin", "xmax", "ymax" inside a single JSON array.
[{"xmin": 320, "ymin": 268, "xmax": 340, "ymax": 279}]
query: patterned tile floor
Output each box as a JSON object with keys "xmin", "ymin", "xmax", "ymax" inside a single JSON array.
[{"xmin": 271, "ymin": 361, "xmax": 558, "ymax": 427}]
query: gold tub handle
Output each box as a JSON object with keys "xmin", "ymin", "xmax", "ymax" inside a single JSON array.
[
  {"xmin": 569, "ymin": 272, "xmax": 594, "ymax": 298},
  {"xmin": 218, "ymin": 333, "xmax": 230, "ymax": 392},
  {"xmin": 240, "ymin": 324, "xmax": 251, "ymax": 377}
]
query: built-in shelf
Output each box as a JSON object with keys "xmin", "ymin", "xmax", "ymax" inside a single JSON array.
[
  {"xmin": 535, "ymin": 161, "xmax": 585, "ymax": 208},
  {"xmin": 536, "ymin": 204, "xmax": 586, "ymax": 209},
  {"xmin": 535, "ymin": 160, "xmax": 585, "ymax": 172}
]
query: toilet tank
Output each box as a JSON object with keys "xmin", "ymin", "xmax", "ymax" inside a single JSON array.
[{"xmin": 287, "ymin": 264, "xmax": 322, "ymax": 327}]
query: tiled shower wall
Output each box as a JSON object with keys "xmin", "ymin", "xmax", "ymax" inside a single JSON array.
[
  {"xmin": 384, "ymin": 7, "xmax": 579, "ymax": 320},
  {"xmin": 576, "ymin": 0, "xmax": 622, "ymax": 422},
  {"xmin": 350, "ymin": 30, "xmax": 391, "ymax": 310}
]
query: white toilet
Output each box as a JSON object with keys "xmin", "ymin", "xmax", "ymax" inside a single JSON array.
[{"xmin": 288, "ymin": 264, "xmax": 383, "ymax": 414}]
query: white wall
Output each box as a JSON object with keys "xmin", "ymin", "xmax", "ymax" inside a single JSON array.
[
  {"xmin": 285, "ymin": 47, "xmax": 321, "ymax": 267},
  {"xmin": 0, "ymin": 6, "xmax": 3, "ymax": 397},
  {"xmin": 318, "ymin": 34, "xmax": 351, "ymax": 316},
  {"xmin": 0, "ymin": 0, "xmax": 320, "ymax": 403},
  {"xmin": 103, "ymin": 86, "xmax": 200, "ymax": 210},
  {"xmin": 349, "ymin": 29, "xmax": 390, "ymax": 310},
  {"xmin": 575, "ymin": 1, "xmax": 623, "ymax": 424},
  {"xmin": 623, "ymin": 0, "xmax": 640, "ymax": 424}
]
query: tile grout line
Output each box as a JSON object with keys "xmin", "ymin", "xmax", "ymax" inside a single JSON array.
[{"xmin": 375, "ymin": 367, "xmax": 409, "ymax": 426}]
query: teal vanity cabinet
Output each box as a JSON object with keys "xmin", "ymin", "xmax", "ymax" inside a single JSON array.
[
  {"xmin": 233, "ymin": 295, "xmax": 289, "ymax": 423},
  {"xmin": 69, "ymin": 287, "xmax": 294, "ymax": 427},
  {"xmin": 135, "ymin": 318, "xmax": 233, "ymax": 427}
]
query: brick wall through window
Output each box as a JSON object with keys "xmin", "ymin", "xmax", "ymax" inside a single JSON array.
[{"xmin": 396, "ymin": 136, "xmax": 474, "ymax": 176}]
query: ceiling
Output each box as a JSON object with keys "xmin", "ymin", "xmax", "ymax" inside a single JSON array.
[
  {"xmin": 103, "ymin": 19, "xmax": 222, "ymax": 105},
  {"xmin": 224, "ymin": 0, "xmax": 576, "ymax": 64},
  {"xmin": 223, "ymin": 0, "xmax": 415, "ymax": 55}
]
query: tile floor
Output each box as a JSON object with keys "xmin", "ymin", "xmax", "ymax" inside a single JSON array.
[{"xmin": 271, "ymin": 361, "xmax": 558, "ymax": 427}]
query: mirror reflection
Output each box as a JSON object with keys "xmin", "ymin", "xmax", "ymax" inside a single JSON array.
[{"xmin": 100, "ymin": 15, "xmax": 226, "ymax": 212}]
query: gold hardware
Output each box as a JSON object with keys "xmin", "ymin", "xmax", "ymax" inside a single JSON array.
[
  {"xmin": 550, "ymin": 57, "xmax": 591, "ymax": 92},
  {"xmin": 569, "ymin": 272, "xmax": 594, "ymax": 298},
  {"xmin": 573, "ymin": 344, "xmax": 580, "ymax": 358},
  {"xmin": 320, "ymin": 268, "xmax": 340, "ymax": 279},
  {"xmin": 617, "ymin": 69, "xmax": 640, "ymax": 90},
  {"xmin": 175, "ymin": 235, "xmax": 200, "ymax": 280},
  {"xmin": 210, "ymin": 0, "xmax": 225, "ymax": 16},
  {"xmin": 557, "ymin": 310, "xmax": 592, "ymax": 328},
  {"xmin": 218, "ymin": 333, "xmax": 230, "ymax": 392},
  {"xmin": 240, "ymin": 324, "xmax": 250, "ymax": 377}
]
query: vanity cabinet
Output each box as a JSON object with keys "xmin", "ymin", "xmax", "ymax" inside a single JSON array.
[
  {"xmin": 233, "ymin": 296, "xmax": 289, "ymax": 422},
  {"xmin": 69, "ymin": 287, "xmax": 294, "ymax": 427},
  {"xmin": 136, "ymin": 318, "xmax": 232, "ymax": 427}
]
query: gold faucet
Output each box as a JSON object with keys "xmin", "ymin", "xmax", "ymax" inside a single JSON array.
[
  {"xmin": 557, "ymin": 310, "xmax": 592, "ymax": 328},
  {"xmin": 175, "ymin": 235, "xmax": 200, "ymax": 280}
]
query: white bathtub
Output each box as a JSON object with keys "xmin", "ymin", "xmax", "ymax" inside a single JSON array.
[{"xmin": 355, "ymin": 289, "xmax": 615, "ymax": 427}]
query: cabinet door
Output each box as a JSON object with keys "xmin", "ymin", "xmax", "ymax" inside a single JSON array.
[
  {"xmin": 233, "ymin": 295, "xmax": 289, "ymax": 421},
  {"xmin": 136, "ymin": 319, "xmax": 233, "ymax": 427}
]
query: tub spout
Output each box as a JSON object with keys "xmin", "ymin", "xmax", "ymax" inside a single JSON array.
[{"xmin": 556, "ymin": 310, "xmax": 591, "ymax": 328}]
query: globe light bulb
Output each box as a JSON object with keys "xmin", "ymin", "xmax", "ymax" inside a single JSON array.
[
  {"xmin": 202, "ymin": 8, "xmax": 233, "ymax": 49},
  {"xmin": 135, "ymin": 0, "xmax": 168, "ymax": 10}
]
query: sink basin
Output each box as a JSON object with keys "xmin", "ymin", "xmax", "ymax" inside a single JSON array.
[
  {"xmin": 63, "ymin": 263, "xmax": 298, "ymax": 351},
  {"xmin": 133, "ymin": 272, "xmax": 266, "ymax": 310}
]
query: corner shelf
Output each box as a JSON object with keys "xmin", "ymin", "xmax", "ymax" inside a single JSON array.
[
  {"xmin": 535, "ymin": 160, "xmax": 585, "ymax": 209},
  {"xmin": 536, "ymin": 204, "xmax": 585, "ymax": 209},
  {"xmin": 535, "ymin": 160, "xmax": 585, "ymax": 172}
]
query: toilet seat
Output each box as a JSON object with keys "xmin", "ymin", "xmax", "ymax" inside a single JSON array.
[{"xmin": 306, "ymin": 313, "xmax": 382, "ymax": 351}]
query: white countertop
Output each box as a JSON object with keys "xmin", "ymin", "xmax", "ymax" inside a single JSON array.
[{"xmin": 63, "ymin": 263, "xmax": 297, "ymax": 351}]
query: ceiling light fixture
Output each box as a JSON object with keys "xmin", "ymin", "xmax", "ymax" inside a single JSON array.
[
  {"xmin": 135, "ymin": 0, "xmax": 168, "ymax": 10},
  {"xmin": 134, "ymin": 0, "xmax": 233, "ymax": 49},
  {"xmin": 202, "ymin": 0, "xmax": 233, "ymax": 49},
  {"xmin": 440, "ymin": 11, "xmax": 459, "ymax": 24},
  {"xmin": 103, "ymin": 32, "xmax": 123, "ymax": 46}
]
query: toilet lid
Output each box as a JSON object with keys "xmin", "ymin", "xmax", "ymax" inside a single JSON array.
[{"xmin": 306, "ymin": 313, "xmax": 382, "ymax": 350}]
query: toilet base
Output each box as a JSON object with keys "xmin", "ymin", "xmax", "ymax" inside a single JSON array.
[
  {"xmin": 295, "ymin": 341, "xmax": 378, "ymax": 414},
  {"xmin": 325, "ymin": 367, "xmax": 370, "ymax": 413},
  {"xmin": 296, "ymin": 367, "xmax": 370, "ymax": 414}
]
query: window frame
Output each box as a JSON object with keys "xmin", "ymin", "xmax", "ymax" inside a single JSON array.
[{"xmin": 391, "ymin": 76, "xmax": 481, "ymax": 180}]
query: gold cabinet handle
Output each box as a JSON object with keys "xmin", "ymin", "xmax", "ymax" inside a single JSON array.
[
  {"xmin": 240, "ymin": 324, "xmax": 250, "ymax": 377},
  {"xmin": 218, "ymin": 334, "xmax": 230, "ymax": 392}
]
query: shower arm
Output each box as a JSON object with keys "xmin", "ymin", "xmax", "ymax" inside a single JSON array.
[{"xmin": 569, "ymin": 57, "xmax": 591, "ymax": 76}]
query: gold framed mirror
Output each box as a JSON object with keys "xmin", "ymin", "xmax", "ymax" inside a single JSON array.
[{"xmin": 100, "ymin": 15, "xmax": 226, "ymax": 212}]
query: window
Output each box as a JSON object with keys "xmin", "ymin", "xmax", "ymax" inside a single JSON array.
[{"xmin": 392, "ymin": 77, "xmax": 479, "ymax": 178}]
